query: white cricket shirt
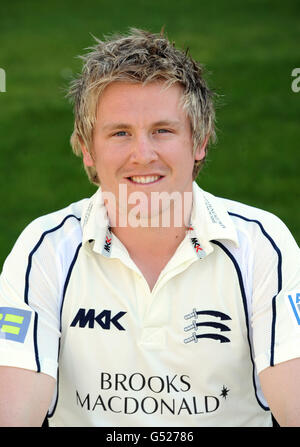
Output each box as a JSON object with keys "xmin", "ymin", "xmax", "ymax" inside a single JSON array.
[{"xmin": 1, "ymin": 183, "xmax": 300, "ymax": 427}]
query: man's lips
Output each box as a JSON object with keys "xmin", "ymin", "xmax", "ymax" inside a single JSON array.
[{"xmin": 125, "ymin": 175, "xmax": 164, "ymax": 185}]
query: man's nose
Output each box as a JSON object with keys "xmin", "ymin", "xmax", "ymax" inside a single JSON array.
[{"xmin": 130, "ymin": 135, "xmax": 158, "ymax": 164}]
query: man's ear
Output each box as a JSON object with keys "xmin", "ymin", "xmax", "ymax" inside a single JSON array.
[
  {"xmin": 194, "ymin": 134, "xmax": 209, "ymax": 162},
  {"xmin": 79, "ymin": 136, "xmax": 94, "ymax": 167}
]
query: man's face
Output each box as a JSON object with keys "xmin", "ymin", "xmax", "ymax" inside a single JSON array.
[{"xmin": 80, "ymin": 81, "xmax": 206, "ymax": 225}]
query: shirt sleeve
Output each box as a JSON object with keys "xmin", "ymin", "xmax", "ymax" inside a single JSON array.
[
  {"xmin": 251, "ymin": 213, "xmax": 300, "ymax": 374},
  {"xmin": 0, "ymin": 219, "xmax": 62, "ymax": 380}
]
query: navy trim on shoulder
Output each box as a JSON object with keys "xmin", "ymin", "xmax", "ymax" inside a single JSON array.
[
  {"xmin": 60, "ymin": 242, "xmax": 82, "ymax": 329},
  {"xmin": 33, "ymin": 312, "xmax": 40, "ymax": 372},
  {"xmin": 211, "ymin": 239, "xmax": 269, "ymax": 411},
  {"xmin": 228, "ymin": 212, "xmax": 282, "ymax": 367},
  {"xmin": 48, "ymin": 241, "xmax": 82, "ymax": 419},
  {"xmin": 24, "ymin": 214, "xmax": 81, "ymax": 373}
]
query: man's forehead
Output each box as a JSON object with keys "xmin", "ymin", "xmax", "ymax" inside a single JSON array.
[
  {"xmin": 95, "ymin": 81, "xmax": 187, "ymax": 124},
  {"xmin": 97, "ymin": 80, "xmax": 183, "ymax": 105}
]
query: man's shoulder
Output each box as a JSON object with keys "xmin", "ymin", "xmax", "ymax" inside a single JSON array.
[
  {"xmin": 193, "ymin": 184, "xmax": 292, "ymax": 248},
  {"xmin": 14, "ymin": 197, "xmax": 90, "ymax": 252},
  {"xmin": 30, "ymin": 197, "xmax": 87, "ymax": 229},
  {"xmin": 35, "ymin": 197, "xmax": 87, "ymax": 227},
  {"xmin": 216, "ymin": 195, "xmax": 291, "ymax": 243},
  {"xmin": 218, "ymin": 195, "xmax": 278, "ymax": 222},
  {"xmin": 1, "ymin": 196, "xmax": 91, "ymax": 281}
]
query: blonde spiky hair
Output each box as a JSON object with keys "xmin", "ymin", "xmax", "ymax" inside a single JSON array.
[{"xmin": 66, "ymin": 28, "xmax": 216, "ymax": 184}]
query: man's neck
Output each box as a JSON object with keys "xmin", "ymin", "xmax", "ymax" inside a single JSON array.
[
  {"xmin": 111, "ymin": 224, "xmax": 189, "ymax": 291},
  {"xmin": 102, "ymin": 188, "xmax": 194, "ymax": 289},
  {"xmin": 108, "ymin": 195, "xmax": 193, "ymax": 259},
  {"xmin": 112, "ymin": 223, "xmax": 188, "ymax": 258}
]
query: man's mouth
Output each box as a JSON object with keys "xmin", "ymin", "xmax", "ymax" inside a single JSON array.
[{"xmin": 127, "ymin": 175, "xmax": 163, "ymax": 184}]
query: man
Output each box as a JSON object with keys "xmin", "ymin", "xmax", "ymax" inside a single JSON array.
[{"xmin": 0, "ymin": 28, "xmax": 300, "ymax": 427}]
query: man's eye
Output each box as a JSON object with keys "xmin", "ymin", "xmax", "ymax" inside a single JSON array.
[
  {"xmin": 114, "ymin": 131, "xmax": 127, "ymax": 137},
  {"xmin": 156, "ymin": 129, "xmax": 170, "ymax": 134}
]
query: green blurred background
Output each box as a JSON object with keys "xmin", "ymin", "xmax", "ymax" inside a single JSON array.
[{"xmin": 0, "ymin": 0, "xmax": 299, "ymax": 265}]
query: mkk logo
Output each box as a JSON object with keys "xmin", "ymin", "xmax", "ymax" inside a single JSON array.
[
  {"xmin": 0, "ymin": 307, "xmax": 31, "ymax": 343},
  {"xmin": 183, "ymin": 308, "xmax": 232, "ymax": 344},
  {"xmin": 286, "ymin": 292, "xmax": 300, "ymax": 326},
  {"xmin": 71, "ymin": 308, "xmax": 127, "ymax": 331}
]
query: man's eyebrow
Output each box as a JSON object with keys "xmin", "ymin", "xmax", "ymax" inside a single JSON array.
[
  {"xmin": 152, "ymin": 120, "xmax": 181, "ymax": 128},
  {"xmin": 101, "ymin": 120, "xmax": 182, "ymax": 132},
  {"xmin": 101, "ymin": 123, "xmax": 131, "ymax": 132}
]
